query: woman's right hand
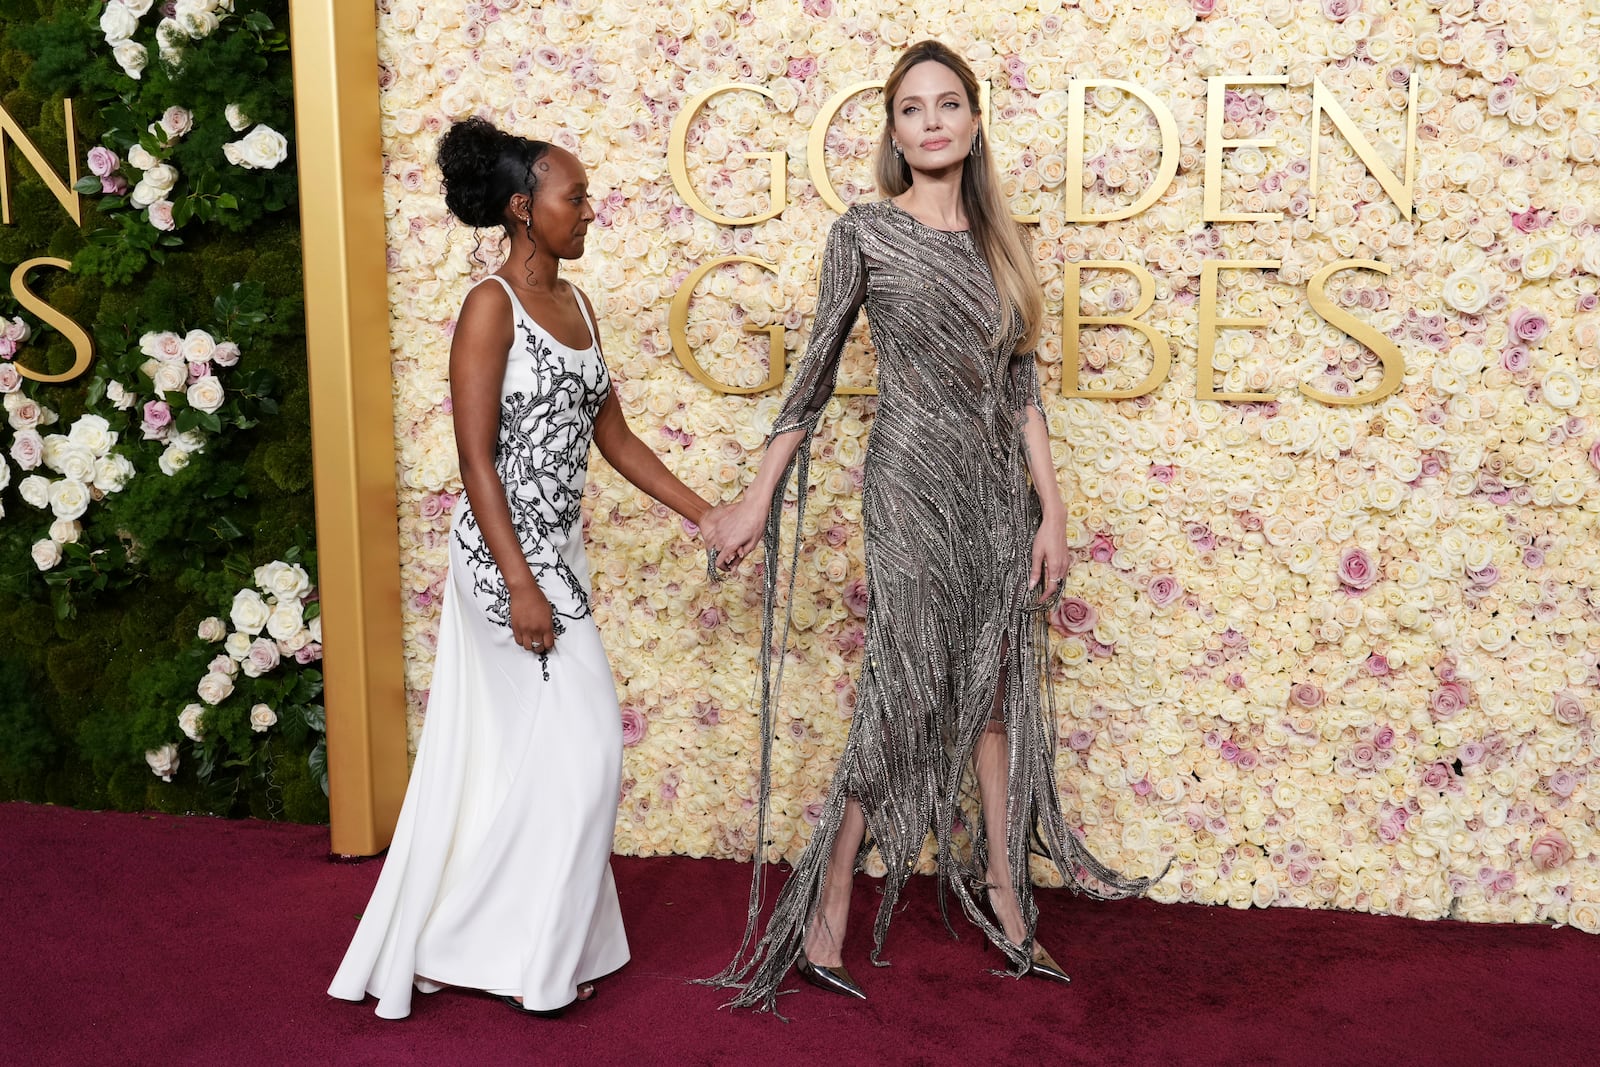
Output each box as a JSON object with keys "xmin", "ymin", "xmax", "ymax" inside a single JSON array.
[
  {"xmin": 508, "ymin": 582, "xmax": 557, "ymax": 653},
  {"xmin": 702, "ymin": 498, "xmax": 766, "ymax": 572}
]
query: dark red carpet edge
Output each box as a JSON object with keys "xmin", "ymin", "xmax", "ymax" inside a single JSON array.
[{"xmin": 2, "ymin": 802, "xmax": 1594, "ymax": 1067}]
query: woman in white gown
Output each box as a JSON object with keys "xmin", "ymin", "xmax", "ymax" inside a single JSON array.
[{"xmin": 329, "ymin": 117, "xmax": 712, "ymax": 1019}]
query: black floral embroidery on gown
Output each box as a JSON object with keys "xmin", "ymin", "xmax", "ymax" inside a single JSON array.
[{"xmin": 454, "ymin": 314, "xmax": 610, "ymax": 674}]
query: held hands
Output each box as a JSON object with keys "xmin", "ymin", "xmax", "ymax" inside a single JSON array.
[
  {"xmin": 1030, "ymin": 510, "xmax": 1068, "ymax": 607},
  {"xmin": 508, "ymin": 583, "xmax": 557, "ymax": 654},
  {"xmin": 700, "ymin": 498, "xmax": 765, "ymax": 573}
]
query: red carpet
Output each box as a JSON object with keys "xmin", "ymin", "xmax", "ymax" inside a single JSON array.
[{"xmin": 2, "ymin": 802, "xmax": 1595, "ymax": 1066}]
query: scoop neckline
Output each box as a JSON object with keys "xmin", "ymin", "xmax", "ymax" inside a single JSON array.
[
  {"xmin": 886, "ymin": 199, "xmax": 971, "ymax": 234},
  {"xmin": 485, "ymin": 274, "xmax": 597, "ymax": 354}
]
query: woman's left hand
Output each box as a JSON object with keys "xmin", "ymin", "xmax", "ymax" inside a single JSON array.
[{"xmin": 1030, "ymin": 510, "xmax": 1068, "ymax": 605}]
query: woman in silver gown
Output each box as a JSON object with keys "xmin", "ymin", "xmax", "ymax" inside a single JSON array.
[{"xmin": 701, "ymin": 41, "xmax": 1165, "ymax": 1013}]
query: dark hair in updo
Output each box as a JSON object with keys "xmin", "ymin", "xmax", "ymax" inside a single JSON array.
[{"xmin": 436, "ymin": 116, "xmax": 552, "ymax": 230}]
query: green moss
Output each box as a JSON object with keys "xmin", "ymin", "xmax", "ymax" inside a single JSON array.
[{"xmin": 1, "ymin": 2, "xmax": 323, "ymax": 825}]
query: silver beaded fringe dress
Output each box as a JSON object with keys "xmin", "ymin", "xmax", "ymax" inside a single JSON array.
[{"xmin": 707, "ymin": 200, "xmax": 1164, "ymax": 1013}]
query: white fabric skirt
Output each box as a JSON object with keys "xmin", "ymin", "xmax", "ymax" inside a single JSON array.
[{"xmin": 328, "ymin": 519, "xmax": 629, "ymax": 1018}]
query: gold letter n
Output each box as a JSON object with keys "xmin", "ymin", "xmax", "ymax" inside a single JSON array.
[{"xmin": 0, "ymin": 98, "xmax": 81, "ymax": 226}]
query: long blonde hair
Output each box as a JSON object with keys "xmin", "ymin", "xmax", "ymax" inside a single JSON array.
[{"xmin": 874, "ymin": 40, "xmax": 1043, "ymax": 353}]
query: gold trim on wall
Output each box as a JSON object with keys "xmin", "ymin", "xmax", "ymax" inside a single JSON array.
[{"xmin": 288, "ymin": 0, "xmax": 409, "ymax": 856}]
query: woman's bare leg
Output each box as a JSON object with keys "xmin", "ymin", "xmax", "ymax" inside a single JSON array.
[
  {"xmin": 801, "ymin": 796, "xmax": 866, "ymax": 967},
  {"xmin": 974, "ymin": 726, "xmax": 1029, "ymax": 946}
]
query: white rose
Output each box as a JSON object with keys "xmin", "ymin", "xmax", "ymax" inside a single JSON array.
[
  {"xmin": 211, "ymin": 341, "xmax": 241, "ymax": 367},
  {"xmin": 144, "ymin": 162, "xmax": 177, "ymax": 195},
  {"xmin": 127, "ymin": 144, "xmax": 158, "ymax": 171},
  {"xmin": 266, "ymin": 599, "xmax": 305, "ymax": 642},
  {"xmin": 10, "ymin": 429, "xmax": 44, "ymax": 470},
  {"xmin": 67, "ymin": 414, "xmax": 115, "ymax": 456},
  {"xmin": 139, "ymin": 330, "xmax": 180, "ymax": 359},
  {"xmin": 157, "ymin": 445, "xmax": 190, "ymax": 476},
  {"xmin": 0, "ymin": 364, "xmax": 20, "ymax": 394},
  {"xmin": 186, "ymin": 376, "xmax": 225, "ymax": 414},
  {"xmin": 231, "ymin": 589, "xmax": 271, "ymax": 635},
  {"xmin": 92, "ymin": 454, "xmax": 135, "ymax": 494},
  {"xmin": 240, "ymin": 636, "xmax": 281, "ymax": 678},
  {"xmin": 223, "ymin": 125, "xmax": 289, "ymax": 170},
  {"xmin": 1442, "ymin": 271, "xmax": 1490, "ymax": 314},
  {"xmin": 277, "ymin": 627, "xmax": 310, "ymax": 654},
  {"xmin": 152, "ymin": 364, "xmax": 188, "ymax": 399},
  {"xmin": 179, "ymin": 10, "xmax": 220, "ymax": 38},
  {"xmin": 18, "ymin": 474, "xmax": 50, "ymax": 508},
  {"xmin": 48, "ymin": 518, "xmax": 81, "ymax": 544},
  {"xmin": 123, "ymin": 0, "xmax": 153, "ymax": 15},
  {"xmin": 206, "ymin": 654, "xmax": 235, "ymax": 676},
  {"xmin": 104, "ymin": 381, "xmax": 136, "ymax": 410},
  {"xmin": 169, "ymin": 429, "xmax": 206, "ymax": 454},
  {"xmin": 1544, "ymin": 370, "xmax": 1581, "ymax": 409},
  {"xmin": 196, "ymin": 670, "xmax": 235, "ymax": 706},
  {"xmin": 31, "ymin": 539, "xmax": 62, "ymax": 571},
  {"xmin": 308, "ymin": 615, "xmax": 321, "ymax": 643},
  {"xmin": 180, "ymin": 329, "xmax": 215, "ymax": 363},
  {"xmin": 145, "ymin": 743, "xmax": 179, "ymax": 782},
  {"xmin": 0, "ymin": 454, "xmax": 8, "ymax": 492},
  {"xmin": 112, "ymin": 40, "xmax": 148, "ymax": 79},
  {"xmin": 197, "ymin": 616, "xmax": 227, "ymax": 642},
  {"xmin": 48, "ymin": 442, "xmax": 97, "ymax": 483},
  {"xmin": 100, "ymin": 2, "xmax": 139, "ymax": 43},
  {"xmin": 249, "ymin": 704, "xmax": 278, "ymax": 733},
  {"xmin": 47, "ymin": 479, "xmax": 90, "ymax": 520},
  {"xmin": 224, "ymin": 631, "xmax": 252, "ymax": 660},
  {"xmin": 254, "ymin": 561, "xmax": 311, "ymax": 601},
  {"xmin": 225, "ymin": 104, "xmax": 251, "ymax": 131},
  {"xmin": 158, "ymin": 106, "xmax": 193, "ymax": 141},
  {"xmin": 178, "ymin": 703, "xmax": 206, "ymax": 742}
]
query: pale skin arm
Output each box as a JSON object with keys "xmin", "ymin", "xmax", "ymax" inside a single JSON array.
[
  {"xmin": 1021, "ymin": 403, "xmax": 1068, "ymax": 602},
  {"xmin": 450, "ymin": 282, "xmax": 558, "ymax": 653}
]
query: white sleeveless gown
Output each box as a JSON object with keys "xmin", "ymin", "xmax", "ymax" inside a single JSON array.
[{"xmin": 329, "ymin": 275, "xmax": 629, "ymax": 1018}]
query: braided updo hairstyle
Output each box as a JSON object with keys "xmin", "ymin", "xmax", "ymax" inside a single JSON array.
[{"xmin": 436, "ymin": 116, "xmax": 552, "ymax": 233}]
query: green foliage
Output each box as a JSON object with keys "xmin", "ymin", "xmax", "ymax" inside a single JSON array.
[{"xmin": 0, "ymin": 0, "xmax": 324, "ymax": 823}]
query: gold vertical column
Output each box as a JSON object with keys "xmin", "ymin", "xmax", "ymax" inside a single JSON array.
[{"xmin": 288, "ymin": 0, "xmax": 409, "ymax": 856}]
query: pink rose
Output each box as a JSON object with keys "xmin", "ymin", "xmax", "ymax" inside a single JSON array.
[
  {"xmin": 1066, "ymin": 729, "xmax": 1094, "ymax": 751},
  {"xmin": 148, "ymin": 200, "xmax": 176, "ymax": 231},
  {"xmin": 1321, "ymin": 0, "xmax": 1358, "ymax": 22},
  {"xmin": 1429, "ymin": 682, "xmax": 1469, "ymax": 719},
  {"xmin": 1089, "ymin": 533, "xmax": 1115, "ymax": 564},
  {"xmin": 1147, "ymin": 575, "xmax": 1182, "ymax": 608},
  {"xmin": 100, "ymin": 174, "xmax": 129, "ymax": 195},
  {"xmin": 87, "ymin": 146, "xmax": 120, "ymax": 177},
  {"xmin": 1337, "ymin": 547, "xmax": 1377, "ymax": 591},
  {"xmin": 1548, "ymin": 770, "xmax": 1578, "ymax": 797},
  {"xmin": 1367, "ymin": 652, "xmax": 1391, "ymax": 675},
  {"xmin": 211, "ymin": 341, "xmax": 241, "ymax": 367},
  {"xmin": 1290, "ymin": 683, "xmax": 1324, "ymax": 708},
  {"xmin": 697, "ymin": 606, "xmax": 726, "ymax": 630},
  {"xmin": 0, "ymin": 364, "xmax": 19, "ymax": 392},
  {"xmin": 1552, "ymin": 690, "xmax": 1587, "ymax": 725},
  {"xmin": 294, "ymin": 642, "xmax": 323, "ymax": 664},
  {"xmin": 1587, "ymin": 440, "xmax": 1600, "ymax": 473},
  {"xmin": 1500, "ymin": 345, "xmax": 1531, "ymax": 373},
  {"xmin": 141, "ymin": 400, "xmax": 173, "ymax": 439},
  {"xmin": 1508, "ymin": 308, "xmax": 1549, "ymax": 344},
  {"xmin": 1531, "ymin": 832, "xmax": 1573, "ymax": 871},
  {"xmin": 843, "ymin": 577, "xmax": 868, "ymax": 618},
  {"xmin": 1192, "ymin": 0, "xmax": 1216, "ymax": 16},
  {"xmin": 0, "ymin": 337, "xmax": 14, "ymax": 359},
  {"xmin": 620, "ymin": 706, "xmax": 647, "ymax": 747},
  {"xmin": 10, "ymin": 429, "xmax": 44, "ymax": 469},
  {"xmin": 1052, "ymin": 596, "xmax": 1097, "ymax": 634}
]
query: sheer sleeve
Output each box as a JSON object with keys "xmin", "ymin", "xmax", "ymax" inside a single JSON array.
[
  {"xmin": 769, "ymin": 209, "xmax": 867, "ymax": 438},
  {"xmin": 1009, "ymin": 346, "xmax": 1044, "ymax": 420}
]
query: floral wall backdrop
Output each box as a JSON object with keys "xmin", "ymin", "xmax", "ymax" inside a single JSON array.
[
  {"xmin": 378, "ymin": 0, "xmax": 1600, "ymax": 930},
  {"xmin": 0, "ymin": 1, "xmax": 324, "ymax": 821}
]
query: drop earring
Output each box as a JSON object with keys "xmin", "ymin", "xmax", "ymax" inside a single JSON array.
[{"xmin": 970, "ymin": 130, "xmax": 982, "ymax": 159}]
